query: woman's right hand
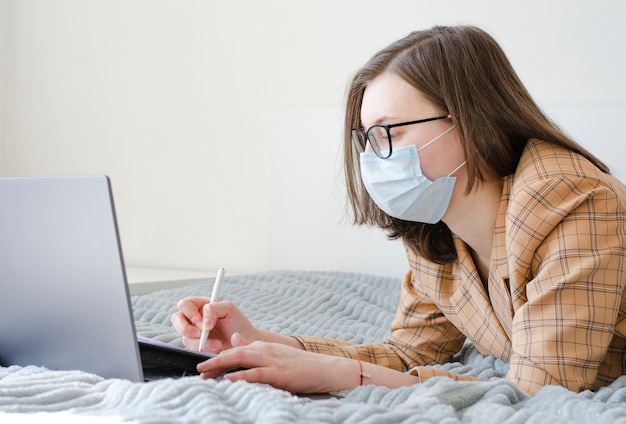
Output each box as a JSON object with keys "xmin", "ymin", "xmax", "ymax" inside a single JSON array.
[{"xmin": 171, "ymin": 297, "xmax": 259, "ymax": 353}]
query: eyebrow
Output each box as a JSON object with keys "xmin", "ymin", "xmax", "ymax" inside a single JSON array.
[{"xmin": 363, "ymin": 115, "xmax": 398, "ymax": 128}]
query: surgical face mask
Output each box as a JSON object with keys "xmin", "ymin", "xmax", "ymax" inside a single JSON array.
[{"xmin": 359, "ymin": 126, "xmax": 465, "ymax": 224}]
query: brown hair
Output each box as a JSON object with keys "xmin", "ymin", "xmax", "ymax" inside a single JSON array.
[{"xmin": 343, "ymin": 25, "xmax": 609, "ymax": 264}]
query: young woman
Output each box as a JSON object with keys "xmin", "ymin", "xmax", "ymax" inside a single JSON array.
[{"xmin": 172, "ymin": 25, "xmax": 626, "ymax": 396}]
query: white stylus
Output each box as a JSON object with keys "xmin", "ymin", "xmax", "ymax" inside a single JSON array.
[{"xmin": 198, "ymin": 267, "xmax": 225, "ymax": 352}]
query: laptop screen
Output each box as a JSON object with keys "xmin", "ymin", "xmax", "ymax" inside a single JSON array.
[{"xmin": 0, "ymin": 176, "xmax": 144, "ymax": 381}]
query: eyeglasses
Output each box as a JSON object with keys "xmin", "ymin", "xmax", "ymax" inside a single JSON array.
[{"xmin": 352, "ymin": 114, "xmax": 451, "ymax": 159}]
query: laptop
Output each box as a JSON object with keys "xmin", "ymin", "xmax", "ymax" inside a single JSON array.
[{"xmin": 0, "ymin": 175, "xmax": 214, "ymax": 381}]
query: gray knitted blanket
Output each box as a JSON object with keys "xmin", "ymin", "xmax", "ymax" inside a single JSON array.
[{"xmin": 2, "ymin": 270, "xmax": 626, "ymax": 423}]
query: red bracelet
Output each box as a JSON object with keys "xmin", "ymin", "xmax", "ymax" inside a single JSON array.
[{"xmin": 357, "ymin": 359, "xmax": 371, "ymax": 386}]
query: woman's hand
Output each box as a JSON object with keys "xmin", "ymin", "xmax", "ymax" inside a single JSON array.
[
  {"xmin": 197, "ymin": 333, "xmax": 361, "ymax": 394},
  {"xmin": 173, "ymin": 299, "xmax": 420, "ymax": 393},
  {"xmin": 171, "ymin": 297, "xmax": 259, "ymax": 353}
]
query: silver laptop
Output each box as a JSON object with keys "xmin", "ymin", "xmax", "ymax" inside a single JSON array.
[{"xmin": 0, "ymin": 176, "xmax": 212, "ymax": 381}]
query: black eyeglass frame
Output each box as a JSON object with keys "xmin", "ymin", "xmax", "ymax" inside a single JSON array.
[{"xmin": 352, "ymin": 114, "xmax": 451, "ymax": 159}]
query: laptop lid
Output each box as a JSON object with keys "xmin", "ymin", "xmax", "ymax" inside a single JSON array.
[{"xmin": 0, "ymin": 176, "xmax": 144, "ymax": 381}]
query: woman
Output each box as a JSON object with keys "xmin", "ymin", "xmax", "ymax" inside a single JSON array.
[{"xmin": 172, "ymin": 25, "xmax": 626, "ymax": 396}]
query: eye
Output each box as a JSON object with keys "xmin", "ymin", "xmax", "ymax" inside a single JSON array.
[
  {"xmin": 388, "ymin": 128, "xmax": 401, "ymax": 142},
  {"xmin": 369, "ymin": 126, "xmax": 388, "ymax": 141}
]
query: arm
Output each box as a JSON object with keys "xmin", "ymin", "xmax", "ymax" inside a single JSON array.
[
  {"xmin": 172, "ymin": 298, "xmax": 304, "ymax": 351},
  {"xmin": 294, "ymin": 270, "xmax": 471, "ymax": 379},
  {"xmin": 174, "ymin": 271, "xmax": 476, "ymax": 392}
]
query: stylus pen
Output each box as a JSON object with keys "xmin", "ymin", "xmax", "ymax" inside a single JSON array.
[{"xmin": 198, "ymin": 267, "xmax": 225, "ymax": 352}]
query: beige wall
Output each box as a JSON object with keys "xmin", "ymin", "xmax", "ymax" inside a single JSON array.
[{"xmin": 1, "ymin": 0, "xmax": 625, "ymax": 276}]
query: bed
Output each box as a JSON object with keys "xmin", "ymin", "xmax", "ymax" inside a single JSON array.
[{"xmin": 2, "ymin": 270, "xmax": 626, "ymax": 423}]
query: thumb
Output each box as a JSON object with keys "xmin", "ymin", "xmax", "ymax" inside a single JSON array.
[{"xmin": 231, "ymin": 332, "xmax": 251, "ymax": 347}]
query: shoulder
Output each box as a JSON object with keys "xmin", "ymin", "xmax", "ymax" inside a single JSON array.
[
  {"xmin": 507, "ymin": 139, "xmax": 626, "ymax": 248},
  {"xmin": 515, "ymin": 139, "xmax": 609, "ymax": 185},
  {"xmin": 511, "ymin": 139, "xmax": 626, "ymax": 209}
]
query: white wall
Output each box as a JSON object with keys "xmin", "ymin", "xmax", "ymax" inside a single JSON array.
[
  {"xmin": 0, "ymin": 0, "xmax": 9, "ymax": 173},
  {"xmin": 1, "ymin": 0, "xmax": 625, "ymax": 277}
]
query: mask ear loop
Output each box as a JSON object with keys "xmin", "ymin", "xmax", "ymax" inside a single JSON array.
[
  {"xmin": 416, "ymin": 124, "xmax": 465, "ymax": 177},
  {"xmin": 447, "ymin": 160, "xmax": 466, "ymax": 177},
  {"xmin": 417, "ymin": 125, "xmax": 456, "ymax": 152}
]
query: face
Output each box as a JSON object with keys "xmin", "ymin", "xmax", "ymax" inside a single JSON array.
[{"xmin": 360, "ymin": 72, "xmax": 465, "ymax": 182}]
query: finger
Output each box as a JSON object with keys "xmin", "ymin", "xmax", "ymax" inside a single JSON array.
[
  {"xmin": 200, "ymin": 300, "xmax": 238, "ymax": 331},
  {"xmin": 170, "ymin": 312, "xmax": 201, "ymax": 339},
  {"xmin": 201, "ymin": 303, "xmax": 214, "ymax": 331},
  {"xmin": 231, "ymin": 332, "xmax": 250, "ymax": 347},
  {"xmin": 197, "ymin": 345, "xmax": 256, "ymax": 377},
  {"xmin": 197, "ymin": 358, "xmax": 224, "ymax": 379},
  {"xmin": 181, "ymin": 335, "xmax": 199, "ymax": 350},
  {"xmin": 177, "ymin": 297, "xmax": 210, "ymax": 328},
  {"xmin": 180, "ymin": 334, "xmax": 224, "ymax": 351},
  {"xmin": 203, "ymin": 338, "xmax": 224, "ymax": 354},
  {"xmin": 203, "ymin": 347, "xmax": 273, "ymax": 386},
  {"xmin": 223, "ymin": 367, "xmax": 267, "ymax": 384}
]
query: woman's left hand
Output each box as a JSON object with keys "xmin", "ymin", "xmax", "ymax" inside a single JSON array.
[{"xmin": 197, "ymin": 333, "xmax": 358, "ymax": 394}]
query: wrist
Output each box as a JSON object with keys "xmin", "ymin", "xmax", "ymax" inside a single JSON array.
[
  {"xmin": 256, "ymin": 328, "xmax": 305, "ymax": 349},
  {"xmin": 356, "ymin": 359, "xmax": 372, "ymax": 386},
  {"xmin": 340, "ymin": 357, "xmax": 372, "ymax": 391}
]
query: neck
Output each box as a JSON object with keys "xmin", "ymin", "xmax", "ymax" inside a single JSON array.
[{"xmin": 444, "ymin": 178, "xmax": 503, "ymax": 261}]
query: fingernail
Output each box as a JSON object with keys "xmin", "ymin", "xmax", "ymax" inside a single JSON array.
[{"xmin": 202, "ymin": 317, "xmax": 212, "ymax": 330}]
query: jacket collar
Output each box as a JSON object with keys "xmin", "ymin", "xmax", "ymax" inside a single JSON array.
[{"xmin": 449, "ymin": 176, "xmax": 513, "ymax": 358}]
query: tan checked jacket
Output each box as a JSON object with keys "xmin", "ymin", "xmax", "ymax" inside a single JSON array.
[{"xmin": 295, "ymin": 139, "xmax": 626, "ymax": 395}]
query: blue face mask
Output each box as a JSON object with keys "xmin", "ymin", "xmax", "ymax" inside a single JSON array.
[{"xmin": 359, "ymin": 126, "xmax": 465, "ymax": 224}]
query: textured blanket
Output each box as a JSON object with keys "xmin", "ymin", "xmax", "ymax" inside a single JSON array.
[{"xmin": 2, "ymin": 270, "xmax": 626, "ymax": 423}]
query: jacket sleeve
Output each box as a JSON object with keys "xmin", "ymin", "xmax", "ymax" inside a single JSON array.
[{"xmin": 294, "ymin": 270, "xmax": 468, "ymax": 377}]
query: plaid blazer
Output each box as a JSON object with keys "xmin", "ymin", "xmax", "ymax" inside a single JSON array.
[{"xmin": 296, "ymin": 139, "xmax": 626, "ymax": 395}]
